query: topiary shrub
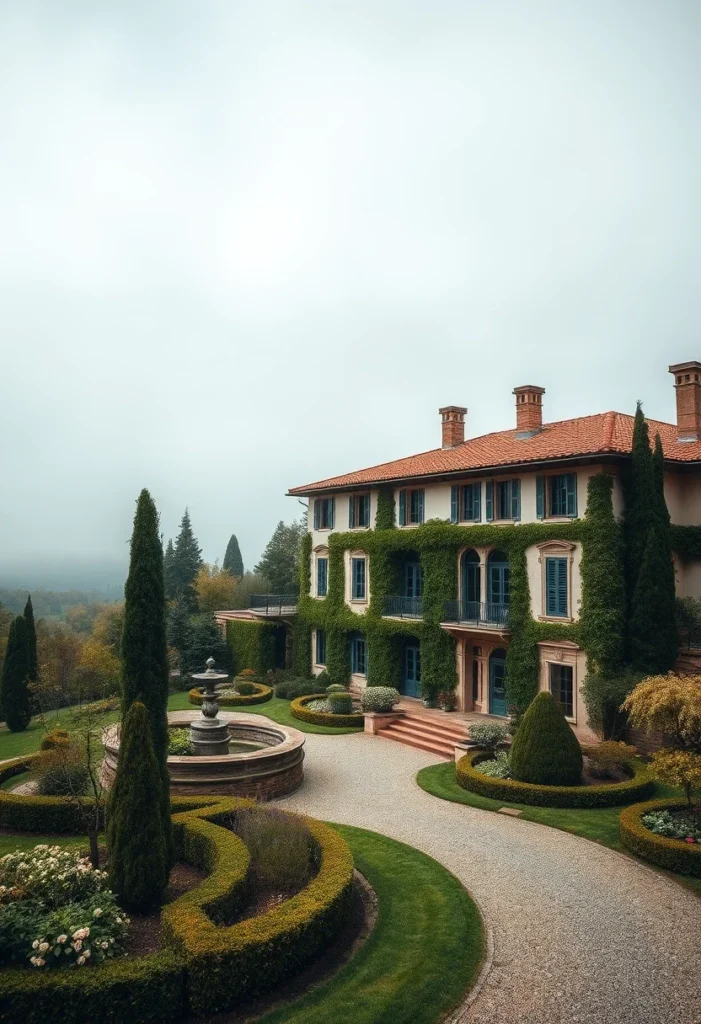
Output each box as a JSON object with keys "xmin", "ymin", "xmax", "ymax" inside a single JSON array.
[
  {"xmin": 235, "ymin": 681, "xmax": 255, "ymax": 696},
  {"xmin": 315, "ymin": 670, "xmax": 331, "ymax": 689},
  {"xmin": 39, "ymin": 729, "xmax": 70, "ymax": 751},
  {"xmin": 237, "ymin": 668, "xmax": 257, "ymax": 680},
  {"xmin": 582, "ymin": 741, "xmax": 638, "ymax": 779},
  {"xmin": 328, "ymin": 692, "xmax": 353, "ymax": 715},
  {"xmin": 467, "ymin": 721, "xmax": 509, "ymax": 750},
  {"xmin": 32, "ymin": 746, "xmax": 90, "ymax": 797},
  {"xmin": 274, "ymin": 680, "xmax": 320, "ymax": 700},
  {"xmin": 326, "ymin": 684, "xmax": 347, "ymax": 694},
  {"xmin": 509, "ymin": 692, "xmax": 583, "ymax": 786},
  {"xmin": 360, "ymin": 687, "xmax": 401, "ymax": 713}
]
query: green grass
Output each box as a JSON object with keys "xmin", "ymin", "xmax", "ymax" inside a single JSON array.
[
  {"xmin": 417, "ymin": 761, "xmax": 701, "ymax": 897},
  {"xmin": 0, "ymin": 833, "xmax": 86, "ymax": 856},
  {"xmin": 257, "ymin": 824, "xmax": 483, "ymax": 1024},
  {"xmin": 0, "ymin": 708, "xmax": 115, "ymax": 761},
  {"xmin": 167, "ymin": 691, "xmax": 363, "ymax": 734}
]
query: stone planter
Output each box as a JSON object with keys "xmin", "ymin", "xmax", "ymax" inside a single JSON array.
[{"xmin": 363, "ymin": 710, "xmax": 405, "ymax": 735}]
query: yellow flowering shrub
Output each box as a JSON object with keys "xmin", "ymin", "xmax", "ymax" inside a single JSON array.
[
  {"xmin": 621, "ymin": 674, "xmax": 701, "ymax": 751},
  {"xmin": 651, "ymin": 748, "xmax": 701, "ymax": 806}
]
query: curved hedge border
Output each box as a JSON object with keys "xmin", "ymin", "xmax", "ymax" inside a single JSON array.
[
  {"xmin": 456, "ymin": 750, "xmax": 654, "ymax": 808},
  {"xmin": 187, "ymin": 682, "xmax": 272, "ymax": 707},
  {"xmin": 620, "ymin": 798, "xmax": 701, "ymax": 877},
  {"xmin": 0, "ymin": 754, "xmax": 37, "ymax": 787},
  {"xmin": 0, "ymin": 794, "xmax": 354, "ymax": 1021},
  {"xmin": 290, "ymin": 694, "xmax": 364, "ymax": 729}
]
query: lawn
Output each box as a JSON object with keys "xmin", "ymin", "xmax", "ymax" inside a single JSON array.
[{"xmin": 417, "ymin": 761, "xmax": 701, "ymax": 897}]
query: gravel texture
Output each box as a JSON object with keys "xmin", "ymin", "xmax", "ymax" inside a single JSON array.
[{"xmin": 271, "ymin": 726, "xmax": 701, "ymax": 1024}]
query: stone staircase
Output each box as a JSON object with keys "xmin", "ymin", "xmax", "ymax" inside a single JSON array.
[{"xmin": 377, "ymin": 711, "xmax": 469, "ymax": 759}]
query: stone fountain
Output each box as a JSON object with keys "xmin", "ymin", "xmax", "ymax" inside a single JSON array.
[{"xmin": 189, "ymin": 657, "xmax": 231, "ymax": 756}]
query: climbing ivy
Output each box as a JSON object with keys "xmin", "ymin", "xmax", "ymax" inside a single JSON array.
[{"xmin": 374, "ymin": 487, "xmax": 396, "ymax": 530}]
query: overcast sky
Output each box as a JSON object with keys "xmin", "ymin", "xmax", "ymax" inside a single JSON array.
[{"xmin": 1, "ymin": 0, "xmax": 700, "ymax": 580}]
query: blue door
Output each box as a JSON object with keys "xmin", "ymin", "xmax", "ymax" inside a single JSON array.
[
  {"xmin": 403, "ymin": 645, "xmax": 421, "ymax": 698},
  {"xmin": 461, "ymin": 550, "xmax": 481, "ymax": 620},
  {"xmin": 487, "ymin": 550, "xmax": 510, "ymax": 623},
  {"xmin": 489, "ymin": 648, "xmax": 507, "ymax": 716}
]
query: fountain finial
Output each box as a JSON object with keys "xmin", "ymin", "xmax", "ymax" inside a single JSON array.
[
  {"xmin": 206, "ymin": 656, "xmax": 216, "ymax": 672},
  {"xmin": 189, "ymin": 656, "xmax": 231, "ymax": 755}
]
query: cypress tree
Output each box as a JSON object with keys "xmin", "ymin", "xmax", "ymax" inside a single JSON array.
[
  {"xmin": 623, "ymin": 403, "xmax": 657, "ymax": 604},
  {"xmin": 121, "ymin": 489, "xmax": 173, "ymax": 866},
  {"xmin": 0, "ymin": 616, "xmax": 32, "ymax": 732},
  {"xmin": 23, "ymin": 595, "xmax": 38, "ymax": 684},
  {"xmin": 163, "ymin": 538, "xmax": 176, "ymax": 601},
  {"xmin": 509, "ymin": 691, "xmax": 583, "ymax": 786},
  {"xmin": 223, "ymin": 534, "xmax": 244, "ymax": 578},
  {"xmin": 107, "ymin": 701, "xmax": 169, "ymax": 911},
  {"xmin": 629, "ymin": 526, "xmax": 678, "ymax": 674},
  {"xmin": 580, "ymin": 474, "xmax": 626, "ymax": 672},
  {"xmin": 170, "ymin": 509, "xmax": 203, "ymax": 611}
]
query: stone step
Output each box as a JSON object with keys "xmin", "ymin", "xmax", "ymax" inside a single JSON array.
[
  {"xmin": 401, "ymin": 714, "xmax": 469, "ymax": 742},
  {"xmin": 377, "ymin": 725, "xmax": 455, "ymax": 759},
  {"xmin": 389, "ymin": 719, "xmax": 467, "ymax": 747}
]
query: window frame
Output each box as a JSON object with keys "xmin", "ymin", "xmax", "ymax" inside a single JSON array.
[
  {"xmin": 351, "ymin": 635, "xmax": 367, "ymax": 676},
  {"xmin": 316, "ymin": 556, "xmax": 328, "ymax": 598},
  {"xmin": 486, "ymin": 478, "xmax": 521, "ymax": 522},
  {"xmin": 545, "ymin": 555, "xmax": 568, "ymax": 618},
  {"xmin": 315, "ymin": 628, "xmax": 327, "ymax": 667},
  {"xmin": 549, "ymin": 662, "xmax": 574, "ymax": 719},
  {"xmin": 398, "ymin": 488, "xmax": 425, "ymax": 526},
  {"xmin": 351, "ymin": 556, "xmax": 367, "ymax": 601},
  {"xmin": 314, "ymin": 497, "xmax": 335, "ymax": 531},
  {"xmin": 537, "ymin": 541, "xmax": 575, "ymax": 622},
  {"xmin": 462, "ymin": 482, "xmax": 482, "ymax": 522},
  {"xmin": 349, "ymin": 493, "xmax": 371, "ymax": 529}
]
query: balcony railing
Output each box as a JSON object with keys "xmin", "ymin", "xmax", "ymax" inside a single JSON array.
[
  {"xmin": 250, "ymin": 594, "xmax": 298, "ymax": 616},
  {"xmin": 442, "ymin": 600, "xmax": 510, "ymax": 628},
  {"xmin": 383, "ymin": 595, "xmax": 424, "ymax": 619}
]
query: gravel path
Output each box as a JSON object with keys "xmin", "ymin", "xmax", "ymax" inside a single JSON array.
[{"xmin": 272, "ymin": 729, "xmax": 701, "ymax": 1024}]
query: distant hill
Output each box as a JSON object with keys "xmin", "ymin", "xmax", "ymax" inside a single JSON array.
[{"xmin": 0, "ymin": 558, "xmax": 126, "ymax": 614}]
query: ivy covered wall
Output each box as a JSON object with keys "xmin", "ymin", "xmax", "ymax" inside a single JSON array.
[{"xmin": 292, "ymin": 473, "xmax": 627, "ymax": 712}]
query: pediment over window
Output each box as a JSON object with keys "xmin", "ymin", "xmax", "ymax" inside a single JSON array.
[{"xmin": 536, "ymin": 540, "xmax": 576, "ymax": 557}]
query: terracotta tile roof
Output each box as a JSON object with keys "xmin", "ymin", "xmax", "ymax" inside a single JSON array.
[{"xmin": 288, "ymin": 412, "xmax": 701, "ymax": 495}]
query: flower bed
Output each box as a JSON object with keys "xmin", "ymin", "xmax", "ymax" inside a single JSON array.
[
  {"xmin": 290, "ymin": 694, "xmax": 364, "ymax": 729},
  {"xmin": 187, "ymin": 682, "xmax": 272, "ymax": 707},
  {"xmin": 456, "ymin": 750, "xmax": 654, "ymax": 808},
  {"xmin": 620, "ymin": 798, "xmax": 701, "ymax": 877},
  {"xmin": 0, "ymin": 793, "xmax": 354, "ymax": 1021}
]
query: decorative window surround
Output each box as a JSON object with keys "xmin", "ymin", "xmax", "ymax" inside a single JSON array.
[
  {"xmin": 345, "ymin": 550, "xmax": 370, "ymax": 611},
  {"xmin": 536, "ymin": 541, "xmax": 576, "ymax": 622},
  {"xmin": 312, "ymin": 546, "xmax": 329, "ymax": 599},
  {"xmin": 537, "ymin": 639, "xmax": 582, "ymax": 725}
]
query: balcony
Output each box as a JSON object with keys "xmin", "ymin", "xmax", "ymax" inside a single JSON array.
[
  {"xmin": 383, "ymin": 595, "xmax": 424, "ymax": 620},
  {"xmin": 249, "ymin": 594, "xmax": 298, "ymax": 617},
  {"xmin": 442, "ymin": 600, "xmax": 510, "ymax": 629}
]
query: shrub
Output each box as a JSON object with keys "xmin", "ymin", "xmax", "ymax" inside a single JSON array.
[
  {"xmin": 326, "ymin": 683, "xmax": 347, "ymax": 694},
  {"xmin": 107, "ymin": 701, "xmax": 169, "ymax": 912},
  {"xmin": 188, "ymin": 683, "xmax": 272, "ymax": 707},
  {"xmin": 650, "ymin": 748, "xmax": 701, "ymax": 807},
  {"xmin": 39, "ymin": 730, "xmax": 70, "ymax": 751},
  {"xmin": 33, "ymin": 747, "xmax": 90, "ymax": 798},
  {"xmin": 509, "ymin": 692, "xmax": 583, "ymax": 786},
  {"xmin": 622, "ymin": 674, "xmax": 701, "ymax": 752},
  {"xmin": 237, "ymin": 668, "xmax": 257, "ymax": 680},
  {"xmin": 290, "ymin": 695, "xmax": 364, "ymax": 729},
  {"xmin": 328, "ymin": 692, "xmax": 353, "ymax": 715},
  {"xmin": 275, "ymin": 679, "xmax": 320, "ymax": 700},
  {"xmin": 360, "ymin": 687, "xmax": 401, "ymax": 713},
  {"xmin": 473, "ymin": 751, "xmax": 510, "ymax": 778},
  {"xmin": 235, "ymin": 681, "xmax": 255, "ymax": 696},
  {"xmin": 0, "ymin": 845, "xmax": 109, "ymax": 908},
  {"xmin": 581, "ymin": 667, "xmax": 643, "ymax": 739},
  {"xmin": 315, "ymin": 671, "xmax": 331, "ymax": 689},
  {"xmin": 467, "ymin": 721, "xmax": 509, "ymax": 750},
  {"xmin": 582, "ymin": 741, "xmax": 638, "ymax": 779},
  {"xmin": 305, "ymin": 699, "xmax": 330, "ymax": 713},
  {"xmin": 234, "ymin": 807, "xmax": 312, "ymax": 893},
  {"xmin": 167, "ymin": 729, "xmax": 193, "ymax": 756},
  {"xmin": 457, "ymin": 750, "xmax": 653, "ymax": 808},
  {"xmin": 642, "ymin": 808, "xmax": 701, "ymax": 843},
  {"xmin": 620, "ymin": 798, "xmax": 701, "ymax": 876}
]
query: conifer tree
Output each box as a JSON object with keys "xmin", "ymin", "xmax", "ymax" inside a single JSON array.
[
  {"xmin": 223, "ymin": 533, "xmax": 244, "ymax": 578},
  {"xmin": 629, "ymin": 526, "xmax": 678, "ymax": 674},
  {"xmin": 121, "ymin": 489, "xmax": 173, "ymax": 865},
  {"xmin": 170, "ymin": 509, "xmax": 203, "ymax": 611},
  {"xmin": 254, "ymin": 520, "xmax": 305, "ymax": 594},
  {"xmin": 23, "ymin": 595, "xmax": 38, "ymax": 684},
  {"xmin": 107, "ymin": 701, "xmax": 169, "ymax": 911},
  {"xmin": 623, "ymin": 403, "xmax": 657, "ymax": 603},
  {"xmin": 0, "ymin": 616, "xmax": 32, "ymax": 732},
  {"xmin": 580, "ymin": 474, "xmax": 626, "ymax": 673},
  {"xmin": 509, "ymin": 691, "xmax": 583, "ymax": 786},
  {"xmin": 163, "ymin": 538, "xmax": 176, "ymax": 601}
]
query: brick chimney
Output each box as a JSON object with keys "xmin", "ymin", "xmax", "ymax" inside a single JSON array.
[
  {"xmin": 439, "ymin": 406, "xmax": 467, "ymax": 448},
  {"xmin": 513, "ymin": 385, "xmax": 545, "ymax": 436},
  {"xmin": 669, "ymin": 361, "xmax": 701, "ymax": 441}
]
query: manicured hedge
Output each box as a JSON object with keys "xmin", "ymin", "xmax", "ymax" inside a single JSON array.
[
  {"xmin": 164, "ymin": 798, "xmax": 355, "ymax": 1015},
  {"xmin": 226, "ymin": 619, "xmax": 283, "ymax": 677},
  {"xmin": 620, "ymin": 798, "xmax": 701, "ymax": 877},
  {"xmin": 0, "ymin": 754, "xmax": 36, "ymax": 786},
  {"xmin": 456, "ymin": 750, "xmax": 654, "ymax": 808},
  {"xmin": 290, "ymin": 694, "xmax": 364, "ymax": 729},
  {"xmin": 187, "ymin": 682, "xmax": 272, "ymax": 707}
]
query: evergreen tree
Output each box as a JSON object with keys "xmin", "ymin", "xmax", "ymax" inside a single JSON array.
[
  {"xmin": 623, "ymin": 403, "xmax": 657, "ymax": 604},
  {"xmin": 580, "ymin": 474, "xmax": 626, "ymax": 673},
  {"xmin": 629, "ymin": 526, "xmax": 679, "ymax": 674},
  {"xmin": 170, "ymin": 509, "xmax": 203, "ymax": 611},
  {"xmin": 107, "ymin": 701, "xmax": 169, "ymax": 911},
  {"xmin": 509, "ymin": 691, "xmax": 583, "ymax": 786},
  {"xmin": 163, "ymin": 538, "xmax": 176, "ymax": 601},
  {"xmin": 167, "ymin": 597, "xmax": 192, "ymax": 673},
  {"xmin": 184, "ymin": 613, "xmax": 230, "ymax": 675},
  {"xmin": 223, "ymin": 534, "xmax": 244, "ymax": 578},
  {"xmin": 652, "ymin": 432, "xmax": 667, "ymax": 518},
  {"xmin": 254, "ymin": 520, "xmax": 305, "ymax": 594},
  {"xmin": 121, "ymin": 489, "xmax": 173, "ymax": 865},
  {"xmin": 23, "ymin": 595, "xmax": 38, "ymax": 683},
  {"xmin": 0, "ymin": 616, "xmax": 31, "ymax": 732}
]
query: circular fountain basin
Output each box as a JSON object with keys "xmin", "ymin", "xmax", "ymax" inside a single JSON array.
[{"xmin": 102, "ymin": 711, "xmax": 305, "ymax": 800}]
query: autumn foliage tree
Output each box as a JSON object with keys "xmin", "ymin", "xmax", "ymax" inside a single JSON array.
[{"xmin": 195, "ymin": 563, "xmax": 237, "ymax": 612}]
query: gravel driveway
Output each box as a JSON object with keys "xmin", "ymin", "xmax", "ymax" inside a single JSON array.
[{"xmin": 273, "ymin": 728, "xmax": 701, "ymax": 1024}]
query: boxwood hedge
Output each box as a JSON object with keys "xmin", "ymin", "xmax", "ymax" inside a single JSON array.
[
  {"xmin": 290, "ymin": 694, "xmax": 364, "ymax": 729},
  {"xmin": 187, "ymin": 682, "xmax": 272, "ymax": 707},
  {"xmin": 456, "ymin": 750, "xmax": 654, "ymax": 808},
  {"xmin": 619, "ymin": 797, "xmax": 701, "ymax": 877}
]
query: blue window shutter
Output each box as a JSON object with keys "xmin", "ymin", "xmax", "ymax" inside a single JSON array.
[
  {"xmin": 546, "ymin": 558, "xmax": 556, "ymax": 615},
  {"xmin": 567, "ymin": 474, "xmax": 577, "ymax": 517},
  {"xmin": 536, "ymin": 477, "xmax": 545, "ymax": 519},
  {"xmin": 558, "ymin": 559, "xmax": 568, "ymax": 615},
  {"xmin": 475, "ymin": 483, "xmax": 482, "ymax": 522},
  {"xmin": 398, "ymin": 490, "xmax": 406, "ymax": 526},
  {"xmin": 485, "ymin": 481, "xmax": 493, "ymax": 521},
  {"xmin": 329, "ymin": 497, "xmax": 335, "ymax": 529},
  {"xmin": 313, "ymin": 500, "xmax": 320, "ymax": 530},
  {"xmin": 511, "ymin": 479, "xmax": 521, "ymax": 521},
  {"xmin": 417, "ymin": 490, "xmax": 425, "ymax": 523},
  {"xmin": 348, "ymin": 496, "xmax": 355, "ymax": 529},
  {"xmin": 450, "ymin": 485, "xmax": 459, "ymax": 523}
]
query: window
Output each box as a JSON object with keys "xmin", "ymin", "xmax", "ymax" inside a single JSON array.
[
  {"xmin": 450, "ymin": 483, "xmax": 482, "ymax": 523},
  {"xmin": 316, "ymin": 557, "xmax": 328, "ymax": 597},
  {"xmin": 348, "ymin": 494, "xmax": 371, "ymax": 529},
  {"xmin": 315, "ymin": 629, "xmax": 327, "ymax": 666},
  {"xmin": 537, "ymin": 474, "xmax": 577, "ymax": 518},
  {"xmin": 549, "ymin": 663, "xmax": 573, "ymax": 718},
  {"xmin": 351, "ymin": 635, "xmax": 367, "ymax": 675},
  {"xmin": 351, "ymin": 557, "xmax": 366, "ymax": 600},
  {"xmin": 404, "ymin": 562, "xmax": 423, "ymax": 598},
  {"xmin": 313, "ymin": 497, "xmax": 335, "ymax": 530},
  {"xmin": 486, "ymin": 479, "xmax": 520, "ymax": 521},
  {"xmin": 398, "ymin": 488, "xmax": 424, "ymax": 526},
  {"xmin": 545, "ymin": 556, "xmax": 568, "ymax": 617}
]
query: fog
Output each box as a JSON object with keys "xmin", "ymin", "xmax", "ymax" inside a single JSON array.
[{"xmin": 1, "ymin": 0, "xmax": 699, "ymax": 580}]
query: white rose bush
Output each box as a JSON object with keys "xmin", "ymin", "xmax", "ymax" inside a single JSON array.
[{"xmin": 0, "ymin": 845, "xmax": 130, "ymax": 969}]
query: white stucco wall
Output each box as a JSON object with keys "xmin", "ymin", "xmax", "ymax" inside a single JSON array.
[
  {"xmin": 308, "ymin": 490, "xmax": 377, "ymax": 549},
  {"xmin": 526, "ymin": 542, "xmax": 583, "ymax": 621}
]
